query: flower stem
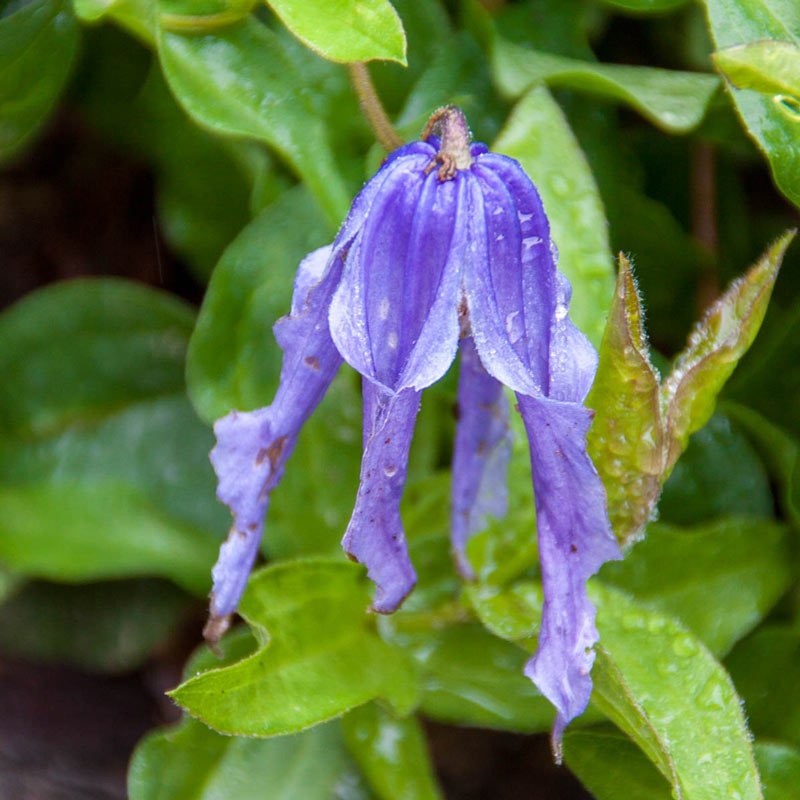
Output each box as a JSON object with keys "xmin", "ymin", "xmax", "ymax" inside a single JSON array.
[{"xmin": 348, "ymin": 62, "xmax": 404, "ymax": 153}]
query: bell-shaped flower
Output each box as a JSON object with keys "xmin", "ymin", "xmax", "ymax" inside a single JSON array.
[{"xmin": 207, "ymin": 106, "xmax": 621, "ymax": 752}]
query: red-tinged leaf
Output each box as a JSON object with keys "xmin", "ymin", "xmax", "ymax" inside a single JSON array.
[{"xmin": 587, "ymin": 254, "xmax": 663, "ymax": 546}]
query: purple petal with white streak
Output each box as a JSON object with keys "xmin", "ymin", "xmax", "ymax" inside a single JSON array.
[
  {"xmin": 341, "ymin": 383, "xmax": 420, "ymax": 613},
  {"xmin": 451, "ymin": 336, "xmax": 511, "ymax": 577},
  {"xmin": 517, "ymin": 395, "xmax": 621, "ymax": 759},
  {"xmin": 463, "ymin": 154, "xmax": 559, "ymax": 396},
  {"xmin": 329, "ymin": 146, "xmax": 464, "ymax": 394},
  {"xmin": 208, "ymin": 245, "xmax": 344, "ymax": 621}
]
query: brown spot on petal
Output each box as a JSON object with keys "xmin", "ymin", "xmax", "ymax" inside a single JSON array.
[
  {"xmin": 304, "ymin": 355, "xmax": 321, "ymax": 371},
  {"xmin": 203, "ymin": 612, "xmax": 233, "ymax": 651},
  {"xmin": 255, "ymin": 435, "xmax": 288, "ymax": 471},
  {"xmin": 570, "ymin": 544, "xmax": 578, "ymax": 554}
]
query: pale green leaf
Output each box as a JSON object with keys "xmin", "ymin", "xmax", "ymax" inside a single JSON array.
[
  {"xmin": 704, "ymin": 0, "xmax": 800, "ymax": 207},
  {"xmin": 592, "ymin": 586, "xmax": 762, "ymax": 800},
  {"xmin": 170, "ymin": 560, "xmax": 419, "ymax": 736},
  {"xmin": 266, "ymin": 0, "xmax": 406, "ymax": 64},
  {"xmin": 713, "ymin": 40, "xmax": 800, "ymax": 98},
  {"xmin": 157, "ymin": 17, "xmax": 351, "ymax": 227},
  {"xmin": 492, "ymin": 38, "xmax": 720, "ymax": 133}
]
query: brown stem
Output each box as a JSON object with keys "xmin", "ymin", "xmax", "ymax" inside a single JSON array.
[
  {"xmin": 691, "ymin": 142, "xmax": 720, "ymax": 312},
  {"xmin": 348, "ymin": 62, "xmax": 403, "ymax": 153}
]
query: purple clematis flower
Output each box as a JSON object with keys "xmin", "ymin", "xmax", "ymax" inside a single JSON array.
[{"xmin": 207, "ymin": 106, "xmax": 621, "ymax": 754}]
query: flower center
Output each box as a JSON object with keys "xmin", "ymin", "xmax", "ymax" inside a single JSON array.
[{"xmin": 422, "ymin": 105, "xmax": 474, "ymax": 181}]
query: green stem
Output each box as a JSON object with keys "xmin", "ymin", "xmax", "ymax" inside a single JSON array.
[{"xmin": 348, "ymin": 62, "xmax": 403, "ymax": 153}]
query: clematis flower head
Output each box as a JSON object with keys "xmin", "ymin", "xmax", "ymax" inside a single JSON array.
[{"xmin": 207, "ymin": 106, "xmax": 621, "ymax": 755}]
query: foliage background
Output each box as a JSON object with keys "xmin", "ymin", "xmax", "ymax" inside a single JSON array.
[{"xmin": 1, "ymin": 0, "xmax": 799, "ymax": 798}]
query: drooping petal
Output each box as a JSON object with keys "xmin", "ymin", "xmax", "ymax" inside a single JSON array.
[
  {"xmin": 463, "ymin": 150, "xmax": 621, "ymax": 752},
  {"xmin": 207, "ymin": 245, "xmax": 344, "ymax": 634},
  {"xmin": 341, "ymin": 383, "xmax": 420, "ymax": 613},
  {"xmin": 329, "ymin": 148, "xmax": 465, "ymax": 394},
  {"xmin": 517, "ymin": 395, "xmax": 621, "ymax": 759},
  {"xmin": 451, "ymin": 336, "xmax": 511, "ymax": 577}
]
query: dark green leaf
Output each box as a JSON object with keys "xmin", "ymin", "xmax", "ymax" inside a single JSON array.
[
  {"xmin": 658, "ymin": 412, "xmax": 774, "ymax": 525},
  {"xmin": 563, "ymin": 729, "xmax": 672, "ymax": 800},
  {"xmin": 186, "ymin": 187, "xmax": 330, "ymax": 423},
  {"xmin": 755, "ymin": 741, "xmax": 800, "ymax": 800},
  {"xmin": 587, "ymin": 254, "xmax": 663, "ymax": 545},
  {"xmin": 599, "ymin": 517, "xmax": 792, "ymax": 655},
  {"xmin": 705, "ymin": 0, "xmax": 800, "ymax": 207},
  {"xmin": 170, "ymin": 560, "xmax": 419, "ymax": 736},
  {"xmin": 0, "ymin": 578, "xmax": 192, "ymax": 672},
  {"xmin": 129, "ymin": 717, "xmax": 376, "ymax": 800},
  {"xmin": 723, "ymin": 402, "xmax": 800, "ymax": 525},
  {"xmin": 342, "ymin": 704, "xmax": 443, "ymax": 800},
  {"xmin": 492, "ymin": 38, "xmax": 720, "ymax": 133},
  {"xmin": 392, "ymin": 623, "xmax": 555, "ymax": 733},
  {"xmin": 598, "ymin": 0, "xmax": 689, "ymax": 10},
  {"xmin": 0, "ymin": 279, "xmax": 225, "ymax": 591},
  {"xmin": 157, "ymin": 17, "xmax": 351, "ymax": 226},
  {"xmin": 492, "ymin": 85, "xmax": 615, "ymax": 346},
  {"xmin": 265, "ymin": 0, "xmax": 406, "ymax": 64},
  {"xmin": 726, "ymin": 626, "xmax": 800, "ymax": 750},
  {"xmin": 0, "ymin": 0, "xmax": 79, "ymax": 161}
]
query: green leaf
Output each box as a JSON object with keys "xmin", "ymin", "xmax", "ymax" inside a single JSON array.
[
  {"xmin": 170, "ymin": 560, "xmax": 419, "ymax": 736},
  {"xmin": 723, "ymin": 403, "xmax": 800, "ymax": 525},
  {"xmin": 342, "ymin": 704, "xmax": 443, "ymax": 800},
  {"xmin": 393, "ymin": 623, "xmax": 556, "ymax": 733},
  {"xmin": 587, "ymin": 254, "xmax": 663, "ymax": 545},
  {"xmin": 492, "ymin": 85, "xmax": 615, "ymax": 346},
  {"xmin": 754, "ymin": 741, "xmax": 800, "ymax": 800},
  {"xmin": 492, "ymin": 37, "xmax": 720, "ymax": 133},
  {"xmin": 0, "ymin": 578, "xmax": 191, "ymax": 672},
  {"xmin": 661, "ymin": 231, "xmax": 795, "ymax": 475},
  {"xmin": 704, "ymin": 0, "xmax": 800, "ymax": 208},
  {"xmin": 469, "ymin": 580, "xmax": 763, "ymax": 798},
  {"xmin": 592, "ymin": 586, "xmax": 762, "ymax": 800},
  {"xmin": 599, "ymin": 517, "xmax": 792, "ymax": 655},
  {"xmin": 0, "ymin": 279, "xmax": 225, "ymax": 591},
  {"xmin": 713, "ymin": 40, "xmax": 800, "ymax": 98},
  {"xmin": 157, "ymin": 16, "xmax": 351, "ymax": 227},
  {"xmin": 726, "ymin": 626, "xmax": 800, "ymax": 750},
  {"xmin": 658, "ymin": 412, "xmax": 775, "ymax": 525},
  {"xmin": 73, "ymin": 0, "xmax": 157, "ymax": 44},
  {"xmin": 598, "ymin": 0, "xmax": 689, "ymax": 10},
  {"xmin": 186, "ymin": 187, "xmax": 330, "ymax": 423},
  {"xmin": 0, "ymin": 0, "xmax": 79, "ymax": 161},
  {"xmin": 266, "ymin": 369, "xmax": 363, "ymax": 560},
  {"xmin": 129, "ymin": 716, "xmax": 376, "ymax": 800},
  {"xmin": 0, "ymin": 483, "xmax": 217, "ymax": 594},
  {"xmin": 79, "ymin": 48, "xmax": 256, "ymax": 279},
  {"xmin": 265, "ymin": 0, "xmax": 406, "ymax": 64},
  {"xmin": 563, "ymin": 729, "xmax": 672, "ymax": 800}
]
